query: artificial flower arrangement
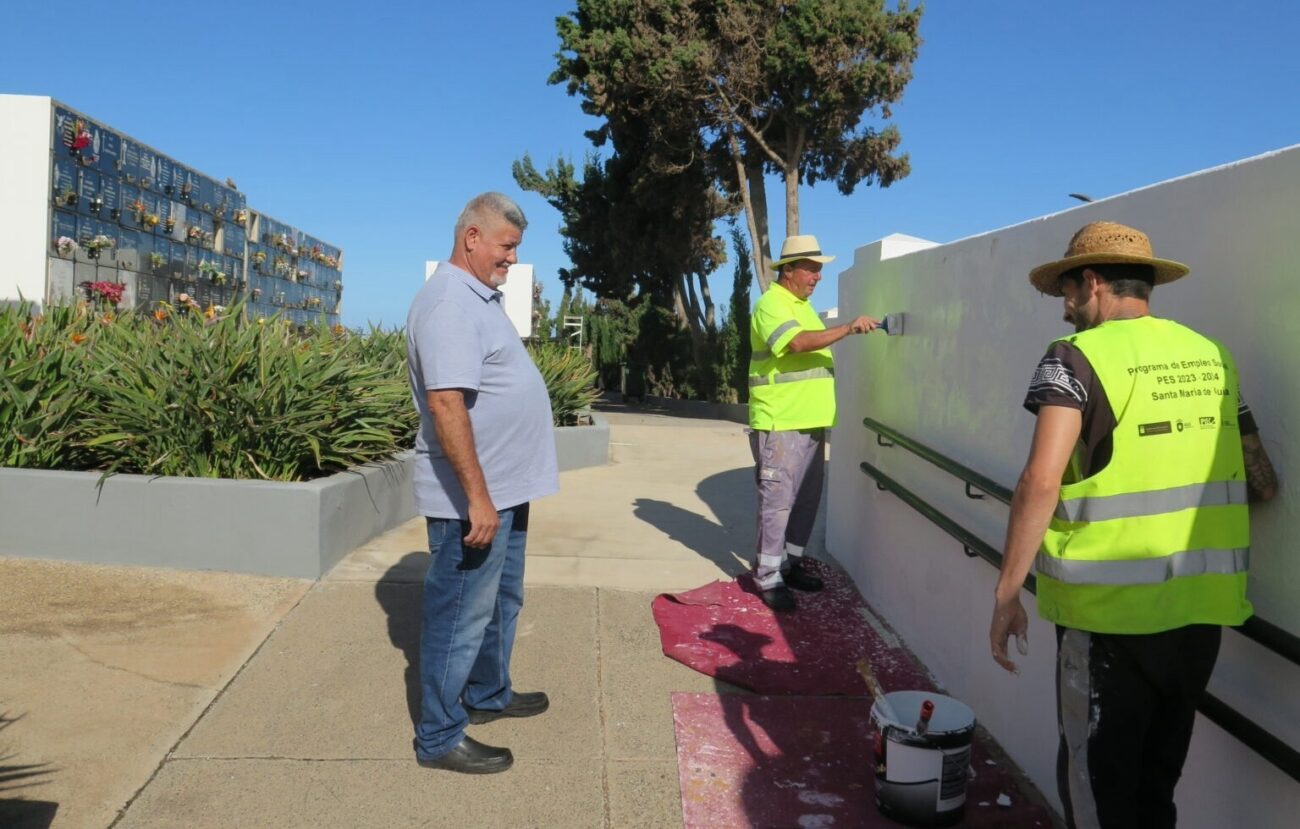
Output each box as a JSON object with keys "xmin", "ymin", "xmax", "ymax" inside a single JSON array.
[
  {"xmin": 85, "ymin": 234, "xmax": 116, "ymax": 257},
  {"xmin": 149, "ymin": 252, "xmax": 166, "ymax": 270},
  {"xmin": 198, "ymin": 260, "xmax": 228, "ymax": 285},
  {"xmin": 55, "ymin": 236, "xmax": 78, "ymax": 256},
  {"xmin": 86, "ymin": 280, "xmax": 125, "ymax": 306},
  {"xmin": 233, "ymin": 209, "xmax": 247, "ymax": 226}
]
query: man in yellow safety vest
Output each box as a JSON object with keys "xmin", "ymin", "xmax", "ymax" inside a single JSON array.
[
  {"xmin": 748, "ymin": 234, "xmax": 879, "ymax": 611},
  {"xmin": 989, "ymin": 221, "xmax": 1278, "ymax": 827}
]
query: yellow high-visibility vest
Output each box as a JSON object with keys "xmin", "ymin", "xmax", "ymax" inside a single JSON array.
[
  {"xmin": 748, "ymin": 282, "xmax": 836, "ymax": 431},
  {"xmin": 1036, "ymin": 317, "xmax": 1252, "ymax": 634}
]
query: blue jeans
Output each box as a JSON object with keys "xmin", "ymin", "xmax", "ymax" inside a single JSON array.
[{"xmin": 414, "ymin": 502, "xmax": 528, "ymax": 760}]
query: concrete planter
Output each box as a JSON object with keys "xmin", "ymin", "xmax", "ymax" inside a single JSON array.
[
  {"xmin": 0, "ymin": 418, "xmax": 608, "ymax": 579},
  {"xmin": 555, "ymin": 411, "xmax": 610, "ymax": 472},
  {"xmin": 0, "ymin": 453, "xmax": 417, "ymax": 579}
]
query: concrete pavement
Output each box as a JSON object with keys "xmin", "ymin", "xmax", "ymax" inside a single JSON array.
[
  {"xmin": 1, "ymin": 405, "xmax": 1050, "ymax": 828},
  {"xmin": 1, "ymin": 406, "xmax": 759, "ymax": 828}
]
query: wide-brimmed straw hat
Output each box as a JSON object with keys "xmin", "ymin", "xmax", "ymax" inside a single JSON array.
[
  {"xmin": 772, "ymin": 234, "xmax": 835, "ymax": 270},
  {"xmin": 1028, "ymin": 221, "xmax": 1189, "ymax": 296}
]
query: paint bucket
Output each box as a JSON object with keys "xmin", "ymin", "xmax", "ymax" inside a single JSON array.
[{"xmin": 870, "ymin": 691, "xmax": 976, "ymax": 827}]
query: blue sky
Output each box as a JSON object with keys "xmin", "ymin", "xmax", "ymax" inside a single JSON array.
[{"xmin": 3, "ymin": 1, "xmax": 1297, "ymax": 327}]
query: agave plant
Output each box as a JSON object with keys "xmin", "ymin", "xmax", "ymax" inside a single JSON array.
[
  {"xmin": 0, "ymin": 301, "xmax": 417, "ymax": 481},
  {"xmin": 526, "ymin": 343, "xmax": 600, "ymax": 427}
]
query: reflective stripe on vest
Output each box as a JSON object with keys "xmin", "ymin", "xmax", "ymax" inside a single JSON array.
[
  {"xmin": 1036, "ymin": 546, "xmax": 1249, "ymax": 585},
  {"xmin": 1055, "ymin": 480, "xmax": 1248, "ymax": 523},
  {"xmin": 766, "ymin": 320, "xmax": 800, "ymax": 348},
  {"xmin": 749, "ymin": 367, "xmax": 835, "ymax": 388},
  {"xmin": 751, "ymin": 349, "xmax": 772, "ymax": 361}
]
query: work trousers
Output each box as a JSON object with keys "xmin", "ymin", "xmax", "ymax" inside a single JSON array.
[
  {"xmin": 1055, "ymin": 624, "xmax": 1221, "ymax": 829},
  {"xmin": 749, "ymin": 428, "xmax": 825, "ymax": 590}
]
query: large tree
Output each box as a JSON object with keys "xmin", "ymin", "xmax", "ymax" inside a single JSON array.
[
  {"xmin": 553, "ymin": 0, "xmax": 923, "ymax": 290},
  {"xmin": 512, "ymin": 127, "xmax": 729, "ymax": 353}
]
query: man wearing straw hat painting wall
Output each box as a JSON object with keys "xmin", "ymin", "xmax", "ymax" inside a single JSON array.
[
  {"xmin": 747, "ymin": 234, "xmax": 879, "ymax": 612},
  {"xmin": 988, "ymin": 221, "xmax": 1277, "ymax": 827}
]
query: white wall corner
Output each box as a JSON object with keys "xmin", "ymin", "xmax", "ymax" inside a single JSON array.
[{"xmin": 0, "ymin": 94, "xmax": 54, "ymax": 310}]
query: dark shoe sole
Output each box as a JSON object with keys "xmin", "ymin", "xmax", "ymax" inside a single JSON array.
[
  {"xmin": 759, "ymin": 588, "xmax": 796, "ymax": 612},
  {"xmin": 784, "ymin": 576, "xmax": 824, "ymax": 592},
  {"xmin": 417, "ymin": 755, "xmax": 514, "ymax": 774},
  {"xmin": 466, "ymin": 694, "xmax": 550, "ymax": 725}
]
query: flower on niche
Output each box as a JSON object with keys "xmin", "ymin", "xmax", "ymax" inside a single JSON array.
[
  {"xmin": 87, "ymin": 280, "xmax": 125, "ymax": 305},
  {"xmin": 71, "ymin": 120, "xmax": 91, "ymax": 151},
  {"xmin": 55, "ymin": 236, "xmax": 78, "ymax": 256}
]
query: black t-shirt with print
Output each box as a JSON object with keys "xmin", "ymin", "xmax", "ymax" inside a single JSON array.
[{"xmin": 1023, "ymin": 340, "xmax": 1258, "ymax": 479}]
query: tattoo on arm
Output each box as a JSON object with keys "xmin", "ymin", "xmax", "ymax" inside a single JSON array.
[{"xmin": 1242, "ymin": 433, "xmax": 1278, "ymax": 503}]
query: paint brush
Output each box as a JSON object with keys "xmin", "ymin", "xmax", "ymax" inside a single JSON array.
[
  {"xmin": 876, "ymin": 313, "xmax": 904, "ymax": 336},
  {"xmin": 855, "ymin": 658, "xmax": 900, "ymax": 723}
]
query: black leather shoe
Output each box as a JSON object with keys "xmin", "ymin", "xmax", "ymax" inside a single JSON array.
[
  {"xmin": 417, "ymin": 736, "xmax": 513, "ymax": 774},
  {"xmin": 466, "ymin": 691, "xmax": 550, "ymax": 725},
  {"xmin": 759, "ymin": 584, "xmax": 796, "ymax": 612},
  {"xmin": 783, "ymin": 559, "xmax": 824, "ymax": 592}
]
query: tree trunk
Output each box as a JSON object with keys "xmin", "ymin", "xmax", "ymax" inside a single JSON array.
[
  {"xmin": 749, "ymin": 164, "xmax": 774, "ymax": 292},
  {"xmin": 729, "ymin": 129, "xmax": 771, "ymax": 293},
  {"xmin": 783, "ymin": 127, "xmax": 806, "ymax": 241},
  {"xmin": 696, "ymin": 272, "xmax": 715, "ymax": 331}
]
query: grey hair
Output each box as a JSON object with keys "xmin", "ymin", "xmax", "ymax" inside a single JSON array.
[{"xmin": 454, "ymin": 192, "xmax": 527, "ymax": 240}]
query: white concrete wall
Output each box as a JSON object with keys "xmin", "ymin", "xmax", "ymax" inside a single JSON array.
[
  {"xmin": 424, "ymin": 260, "xmax": 533, "ymax": 338},
  {"xmin": 0, "ymin": 95, "xmax": 53, "ymax": 309},
  {"xmin": 829, "ymin": 145, "xmax": 1300, "ymax": 827}
]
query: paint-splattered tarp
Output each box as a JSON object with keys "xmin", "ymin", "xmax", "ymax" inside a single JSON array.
[
  {"xmin": 672, "ymin": 693, "xmax": 1056, "ymax": 829},
  {"xmin": 651, "ymin": 559, "xmax": 930, "ymax": 696}
]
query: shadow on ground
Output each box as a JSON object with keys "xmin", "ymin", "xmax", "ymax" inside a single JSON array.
[
  {"xmin": 374, "ymin": 553, "xmax": 429, "ymax": 728},
  {"xmin": 632, "ymin": 466, "xmax": 753, "ymax": 579},
  {"xmin": 0, "ymin": 710, "xmax": 58, "ymax": 829}
]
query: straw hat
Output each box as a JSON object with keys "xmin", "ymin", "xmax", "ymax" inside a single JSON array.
[
  {"xmin": 1028, "ymin": 221, "xmax": 1189, "ymax": 296},
  {"xmin": 772, "ymin": 234, "xmax": 835, "ymax": 270}
]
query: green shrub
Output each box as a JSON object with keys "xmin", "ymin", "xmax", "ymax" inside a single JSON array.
[
  {"xmin": 0, "ymin": 301, "xmax": 417, "ymax": 481},
  {"xmin": 527, "ymin": 343, "xmax": 599, "ymax": 426}
]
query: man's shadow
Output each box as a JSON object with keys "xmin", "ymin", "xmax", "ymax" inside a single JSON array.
[
  {"xmin": 632, "ymin": 466, "xmax": 754, "ymax": 577},
  {"xmin": 701, "ymin": 623, "xmax": 864, "ymax": 828},
  {"xmin": 374, "ymin": 551, "xmax": 431, "ymax": 727},
  {"xmin": 0, "ymin": 710, "xmax": 58, "ymax": 829}
]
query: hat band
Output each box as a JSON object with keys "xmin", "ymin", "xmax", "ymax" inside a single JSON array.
[{"xmin": 782, "ymin": 248, "xmax": 823, "ymax": 259}]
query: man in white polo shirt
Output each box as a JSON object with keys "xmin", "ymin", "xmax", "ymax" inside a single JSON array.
[{"xmin": 405, "ymin": 192, "xmax": 559, "ymax": 774}]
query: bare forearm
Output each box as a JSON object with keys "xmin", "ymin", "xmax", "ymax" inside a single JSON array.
[
  {"xmin": 789, "ymin": 325, "xmax": 852, "ymax": 353},
  {"xmin": 996, "ymin": 475, "xmax": 1059, "ymax": 601},
  {"xmin": 428, "ymin": 391, "xmax": 491, "ymax": 505}
]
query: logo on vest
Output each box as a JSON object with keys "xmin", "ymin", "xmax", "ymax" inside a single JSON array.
[
  {"xmin": 1138, "ymin": 421, "xmax": 1172, "ymax": 436},
  {"xmin": 1199, "ymin": 416, "xmax": 1217, "ymax": 430}
]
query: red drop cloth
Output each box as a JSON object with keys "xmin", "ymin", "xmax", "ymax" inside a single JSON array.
[
  {"xmin": 673, "ymin": 693, "xmax": 1056, "ymax": 829},
  {"xmin": 651, "ymin": 559, "xmax": 929, "ymax": 696}
]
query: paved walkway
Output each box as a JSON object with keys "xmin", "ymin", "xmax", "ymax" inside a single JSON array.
[{"xmin": 0, "ymin": 407, "xmax": 1049, "ymax": 828}]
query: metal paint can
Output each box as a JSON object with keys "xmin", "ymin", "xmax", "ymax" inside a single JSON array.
[{"xmin": 870, "ymin": 691, "xmax": 976, "ymax": 827}]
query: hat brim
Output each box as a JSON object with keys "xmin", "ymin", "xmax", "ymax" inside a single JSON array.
[
  {"xmin": 772, "ymin": 254, "xmax": 835, "ymax": 271},
  {"xmin": 1028, "ymin": 253, "xmax": 1189, "ymax": 296}
]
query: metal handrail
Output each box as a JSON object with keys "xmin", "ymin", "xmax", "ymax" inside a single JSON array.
[
  {"xmin": 864, "ymin": 417, "xmax": 1012, "ymax": 503},
  {"xmin": 861, "ymin": 420, "xmax": 1300, "ymax": 784},
  {"xmin": 863, "ymin": 417, "xmax": 1300, "ymax": 667}
]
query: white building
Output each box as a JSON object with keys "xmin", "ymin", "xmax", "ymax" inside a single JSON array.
[{"xmin": 0, "ymin": 94, "xmax": 343, "ymax": 324}]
